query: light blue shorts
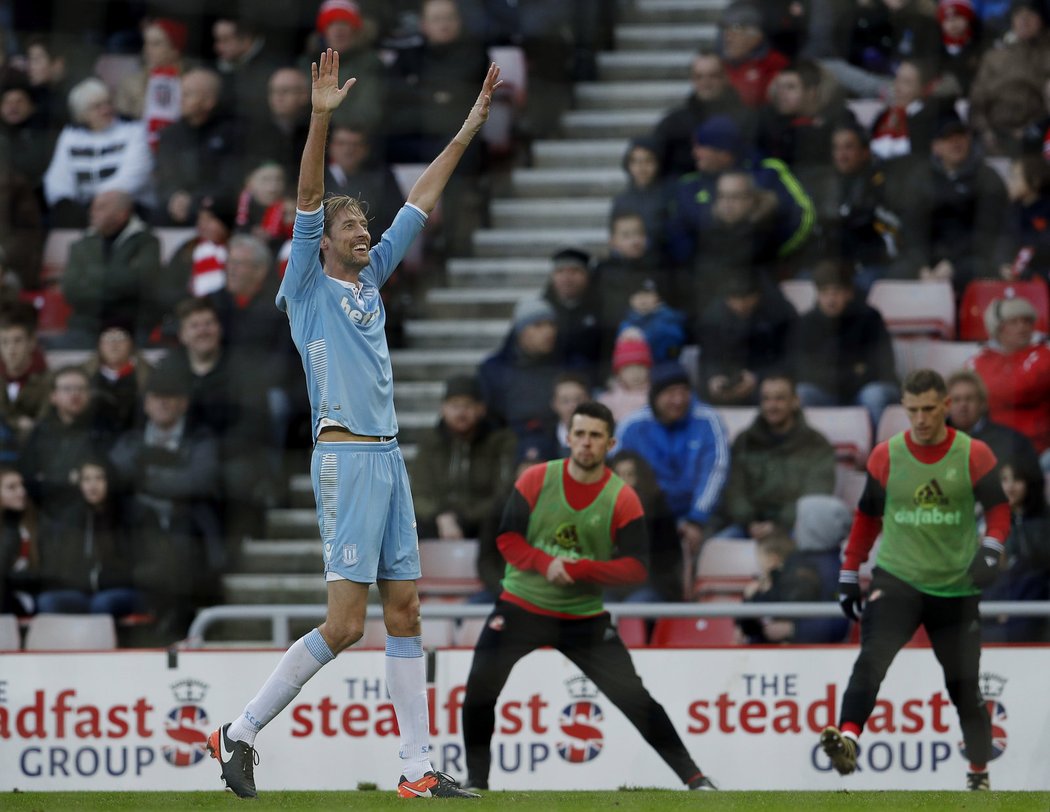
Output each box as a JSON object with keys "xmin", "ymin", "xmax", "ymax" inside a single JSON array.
[{"xmin": 311, "ymin": 439, "xmax": 421, "ymax": 583}]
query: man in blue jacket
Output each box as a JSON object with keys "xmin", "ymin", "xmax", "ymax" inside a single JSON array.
[{"xmin": 617, "ymin": 362, "xmax": 730, "ymax": 567}]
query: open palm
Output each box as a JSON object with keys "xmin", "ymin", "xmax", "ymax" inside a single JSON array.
[{"xmin": 311, "ymin": 48, "xmax": 356, "ymax": 113}]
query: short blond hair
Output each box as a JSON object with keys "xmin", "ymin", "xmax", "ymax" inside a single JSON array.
[{"xmin": 322, "ymin": 195, "xmax": 369, "ymax": 236}]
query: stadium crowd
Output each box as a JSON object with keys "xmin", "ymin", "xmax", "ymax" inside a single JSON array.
[{"xmin": 0, "ymin": 0, "xmax": 1048, "ymax": 646}]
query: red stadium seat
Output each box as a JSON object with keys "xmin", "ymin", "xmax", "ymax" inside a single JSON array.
[
  {"xmin": 615, "ymin": 616, "xmax": 649, "ymax": 648},
  {"xmin": 958, "ymin": 279, "xmax": 1050, "ymax": 341},
  {"xmin": 867, "ymin": 280, "xmax": 955, "ymax": 339},
  {"xmin": 779, "ymin": 278, "xmax": 817, "ymax": 314},
  {"xmin": 19, "ymin": 286, "xmax": 72, "ymax": 337},
  {"xmin": 803, "ymin": 406, "xmax": 872, "ymax": 466},
  {"xmin": 907, "ymin": 338, "xmax": 980, "ymax": 379},
  {"xmin": 716, "ymin": 407, "xmax": 758, "ymax": 443},
  {"xmin": 417, "ymin": 539, "xmax": 482, "ymax": 597},
  {"xmin": 650, "ymin": 617, "xmax": 739, "ymax": 647},
  {"xmin": 875, "ymin": 404, "xmax": 909, "ymax": 444}
]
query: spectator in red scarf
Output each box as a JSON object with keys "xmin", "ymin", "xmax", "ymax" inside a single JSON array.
[
  {"xmin": 869, "ymin": 57, "xmax": 942, "ymax": 164},
  {"xmin": 115, "ymin": 18, "xmax": 189, "ymax": 151},
  {"xmin": 936, "ymin": 0, "xmax": 981, "ymax": 95}
]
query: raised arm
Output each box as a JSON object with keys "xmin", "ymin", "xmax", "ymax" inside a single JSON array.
[
  {"xmin": 297, "ymin": 49, "xmax": 356, "ymax": 212},
  {"xmin": 406, "ymin": 62, "xmax": 502, "ymax": 215}
]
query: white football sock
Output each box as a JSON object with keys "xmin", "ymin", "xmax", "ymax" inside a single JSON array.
[
  {"xmin": 227, "ymin": 628, "xmax": 334, "ymax": 746},
  {"xmin": 386, "ymin": 635, "xmax": 433, "ymax": 781}
]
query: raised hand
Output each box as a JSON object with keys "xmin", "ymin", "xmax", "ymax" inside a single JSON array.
[
  {"xmin": 311, "ymin": 48, "xmax": 356, "ymax": 114},
  {"xmin": 461, "ymin": 63, "xmax": 503, "ymax": 138}
]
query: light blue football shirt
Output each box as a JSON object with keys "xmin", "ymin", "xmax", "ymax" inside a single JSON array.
[{"xmin": 276, "ymin": 203, "xmax": 426, "ymax": 439}]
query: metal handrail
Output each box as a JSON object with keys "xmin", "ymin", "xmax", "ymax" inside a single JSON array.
[{"xmin": 184, "ymin": 601, "xmax": 1050, "ymax": 649}]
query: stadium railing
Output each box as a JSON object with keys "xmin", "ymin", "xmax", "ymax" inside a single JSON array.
[{"xmin": 184, "ymin": 601, "xmax": 1050, "ymax": 649}]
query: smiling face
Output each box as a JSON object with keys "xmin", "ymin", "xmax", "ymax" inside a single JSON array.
[{"xmin": 321, "ymin": 203, "xmax": 372, "ymax": 277}]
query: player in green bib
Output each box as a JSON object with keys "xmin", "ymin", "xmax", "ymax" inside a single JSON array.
[
  {"xmin": 819, "ymin": 369, "xmax": 1010, "ymax": 791},
  {"xmin": 461, "ymin": 401, "xmax": 716, "ymax": 792}
]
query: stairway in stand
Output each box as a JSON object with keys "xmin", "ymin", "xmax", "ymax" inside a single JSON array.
[{"xmin": 211, "ymin": 1, "xmax": 729, "ymax": 642}]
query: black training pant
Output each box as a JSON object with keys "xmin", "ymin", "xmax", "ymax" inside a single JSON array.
[
  {"xmin": 840, "ymin": 568, "xmax": 991, "ymax": 766},
  {"xmin": 462, "ymin": 600, "xmax": 700, "ymax": 785}
]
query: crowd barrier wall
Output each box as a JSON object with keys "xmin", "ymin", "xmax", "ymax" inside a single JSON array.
[{"xmin": 1, "ymin": 645, "xmax": 1048, "ymax": 791}]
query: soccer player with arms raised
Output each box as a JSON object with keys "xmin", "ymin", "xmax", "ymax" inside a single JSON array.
[
  {"xmin": 820, "ymin": 369, "xmax": 1009, "ymax": 791},
  {"xmin": 207, "ymin": 49, "xmax": 499, "ymax": 799}
]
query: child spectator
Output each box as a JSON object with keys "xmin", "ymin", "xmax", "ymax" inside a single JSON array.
[
  {"xmin": 166, "ymin": 194, "xmax": 239, "ymax": 301},
  {"xmin": 598, "ymin": 329, "xmax": 653, "ymax": 423},
  {"xmin": 936, "ymin": 0, "xmax": 981, "ymax": 95},
  {"xmin": 998, "ymin": 155, "xmax": 1050, "ymax": 284},
  {"xmin": 610, "ymin": 138, "xmax": 671, "ymax": 263},
  {"xmin": 0, "ymin": 468, "xmax": 38, "ymax": 615},
  {"xmin": 737, "ymin": 495, "xmax": 851, "ymax": 644},
  {"xmin": 84, "ymin": 322, "xmax": 152, "ymax": 435},
  {"xmin": 115, "ymin": 18, "xmax": 189, "ymax": 150},
  {"xmin": 35, "ymin": 459, "xmax": 144, "ymax": 617},
  {"xmin": 618, "ymin": 278, "xmax": 687, "ymax": 366}
]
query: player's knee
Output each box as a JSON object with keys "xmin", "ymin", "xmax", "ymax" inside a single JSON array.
[
  {"xmin": 383, "ymin": 598, "xmax": 422, "ymax": 636},
  {"xmin": 319, "ymin": 619, "xmax": 364, "ymax": 653}
]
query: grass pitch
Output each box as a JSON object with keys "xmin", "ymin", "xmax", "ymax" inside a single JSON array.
[{"xmin": 3, "ymin": 791, "xmax": 1049, "ymax": 811}]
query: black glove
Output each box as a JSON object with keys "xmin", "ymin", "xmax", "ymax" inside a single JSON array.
[
  {"xmin": 968, "ymin": 537, "xmax": 1004, "ymax": 588},
  {"xmin": 837, "ymin": 570, "xmax": 863, "ymax": 621}
]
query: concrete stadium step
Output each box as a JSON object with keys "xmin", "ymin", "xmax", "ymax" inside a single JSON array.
[
  {"xmin": 238, "ymin": 539, "xmax": 319, "ymax": 573},
  {"xmin": 425, "ymin": 286, "xmax": 539, "ymax": 319},
  {"xmin": 395, "ymin": 380, "xmax": 445, "ymax": 412},
  {"xmin": 597, "ymin": 50, "xmax": 692, "ymax": 81},
  {"xmin": 531, "ymin": 139, "xmax": 628, "ymax": 169},
  {"xmin": 266, "ymin": 508, "xmax": 321, "ymax": 538},
  {"xmin": 472, "ymin": 227, "xmax": 609, "ymax": 258},
  {"xmin": 403, "ymin": 318, "xmax": 508, "ymax": 350},
  {"xmin": 614, "ymin": 23, "xmax": 717, "ymax": 50},
  {"xmin": 509, "ymin": 167, "xmax": 625, "ymax": 198},
  {"xmin": 561, "ymin": 108, "xmax": 663, "ymax": 139},
  {"xmin": 575, "ymin": 80, "xmax": 689, "ymax": 111},
  {"xmin": 389, "ymin": 347, "xmax": 488, "ymax": 381},
  {"xmin": 625, "ymin": 0, "xmax": 730, "ymax": 23},
  {"xmin": 491, "ymin": 198, "xmax": 611, "ymax": 229},
  {"xmin": 222, "ymin": 573, "xmax": 326, "ymax": 604},
  {"xmin": 446, "ymin": 257, "xmax": 550, "ymax": 287}
]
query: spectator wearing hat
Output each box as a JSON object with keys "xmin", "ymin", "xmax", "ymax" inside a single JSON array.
[
  {"xmin": 787, "ymin": 259, "xmax": 899, "ymax": 427},
  {"xmin": 936, "ymin": 0, "xmax": 982, "ymax": 95},
  {"xmin": 42, "ymin": 77, "xmax": 153, "ymax": 227},
  {"xmin": 617, "ymin": 275, "xmax": 688, "ymax": 366},
  {"xmin": 695, "ymin": 270, "xmax": 797, "ymax": 405},
  {"xmin": 715, "ymin": 373, "xmax": 836, "ymax": 540},
  {"xmin": 894, "ymin": 110, "xmax": 1009, "ymax": 292},
  {"xmin": 967, "ymin": 296, "xmax": 1050, "ymax": 460},
  {"xmin": 410, "ymin": 374, "xmax": 517, "ymax": 541},
  {"xmin": 617, "ymin": 361, "xmax": 730, "ymax": 554},
  {"xmin": 598, "ymin": 329, "xmax": 653, "ymax": 423},
  {"xmin": 969, "ymin": 0, "xmax": 1050, "ymax": 155},
  {"xmin": 109, "ymin": 366, "xmax": 224, "ymax": 640},
  {"xmin": 665, "ymin": 115, "xmax": 814, "ymax": 273},
  {"xmin": 115, "ymin": 18, "xmax": 190, "ymax": 151},
  {"xmin": 478, "ymin": 297, "xmax": 574, "ymax": 449},
  {"xmin": 542, "ymin": 247, "xmax": 603, "ymax": 376},
  {"xmin": 308, "ymin": 0, "xmax": 386, "ymax": 134},
  {"xmin": 164, "ymin": 193, "xmax": 240, "ymax": 307},
  {"xmin": 716, "ymin": 2, "xmax": 790, "ymax": 108},
  {"xmin": 61, "ymin": 190, "xmax": 164, "ymax": 349},
  {"xmin": 155, "ymin": 67, "xmax": 245, "ymax": 226},
  {"xmin": 650, "ymin": 48, "xmax": 753, "ymax": 181}
]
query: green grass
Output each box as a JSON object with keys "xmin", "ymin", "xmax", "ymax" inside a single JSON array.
[{"xmin": 3, "ymin": 791, "xmax": 1049, "ymax": 811}]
